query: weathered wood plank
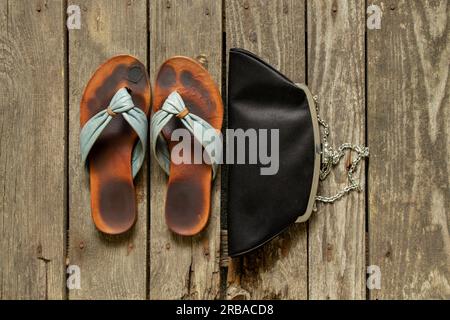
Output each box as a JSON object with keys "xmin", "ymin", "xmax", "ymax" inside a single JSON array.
[
  {"xmin": 307, "ymin": 0, "xmax": 366, "ymax": 299},
  {"xmin": 149, "ymin": 0, "xmax": 222, "ymax": 299},
  {"xmin": 225, "ymin": 0, "xmax": 308, "ymax": 300},
  {"xmin": 0, "ymin": 0, "xmax": 66, "ymax": 299},
  {"xmin": 68, "ymin": 0, "xmax": 148, "ymax": 299},
  {"xmin": 368, "ymin": 0, "xmax": 450, "ymax": 299}
]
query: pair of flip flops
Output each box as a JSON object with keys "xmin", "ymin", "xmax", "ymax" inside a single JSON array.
[{"xmin": 80, "ymin": 55, "xmax": 223, "ymax": 235}]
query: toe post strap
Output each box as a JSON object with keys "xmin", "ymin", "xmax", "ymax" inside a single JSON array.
[
  {"xmin": 80, "ymin": 87, "xmax": 148, "ymax": 178},
  {"xmin": 150, "ymin": 91, "xmax": 222, "ymax": 179}
]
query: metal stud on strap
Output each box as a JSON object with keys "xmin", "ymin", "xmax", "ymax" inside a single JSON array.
[
  {"xmin": 176, "ymin": 107, "xmax": 189, "ymax": 119},
  {"xmin": 106, "ymin": 106, "xmax": 117, "ymax": 117}
]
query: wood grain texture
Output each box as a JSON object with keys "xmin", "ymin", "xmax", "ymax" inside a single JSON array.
[
  {"xmin": 0, "ymin": 0, "xmax": 66, "ymax": 299},
  {"xmin": 149, "ymin": 0, "xmax": 222, "ymax": 299},
  {"xmin": 225, "ymin": 0, "xmax": 308, "ymax": 300},
  {"xmin": 307, "ymin": 0, "xmax": 366, "ymax": 299},
  {"xmin": 368, "ymin": 0, "xmax": 450, "ymax": 299},
  {"xmin": 68, "ymin": 0, "xmax": 148, "ymax": 299},
  {"xmin": 0, "ymin": 0, "xmax": 448, "ymax": 301}
]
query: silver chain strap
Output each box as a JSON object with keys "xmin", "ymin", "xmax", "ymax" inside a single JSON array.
[{"xmin": 313, "ymin": 95, "xmax": 369, "ymax": 204}]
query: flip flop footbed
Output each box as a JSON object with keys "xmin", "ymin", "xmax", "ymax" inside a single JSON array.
[
  {"xmin": 81, "ymin": 55, "xmax": 151, "ymax": 234},
  {"xmin": 153, "ymin": 56, "xmax": 223, "ymax": 235}
]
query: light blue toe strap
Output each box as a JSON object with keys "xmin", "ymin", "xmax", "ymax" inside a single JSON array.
[
  {"xmin": 80, "ymin": 87, "xmax": 148, "ymax": 178},
  {"xmin": 150, "ymin": 91, "xmax": 222, "ymax": 179}
]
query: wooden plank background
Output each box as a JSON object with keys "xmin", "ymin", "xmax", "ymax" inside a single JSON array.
[
  {"xmin": 368, "ymin": 0, "xmax": 450, "ymax": 299},
  {"xmin": 0, "ymin": 0, "xmax": 448, "ymax": 300},
  {"xmin": 307, "ymin": 1, "xmax": 366, "ymax": 299},
  {"xmin": 225, "ymin": 0, "xmax": 308, "ymax": 300},
  {"xmin": 67, "ymin": 0, "xmax": 148, "ymax": 299},
  {"xmin": 0, "ymin": 0, "xmax": 66, "ymax": 299},
  {"xmin": 149, "ymin": 0, "xmax": 222, "ymax": 300}
]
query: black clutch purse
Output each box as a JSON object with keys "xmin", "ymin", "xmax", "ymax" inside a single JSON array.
[
  {"xmin": 227, "ymin": 48, "xmax": 369, "ymax": 257},
  {"xmin": 227, "ymin": 48, "xmax": 321, "ymax": 257}
]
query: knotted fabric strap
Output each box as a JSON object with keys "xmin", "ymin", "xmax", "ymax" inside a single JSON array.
[
  {"xmin": 80, "ymin": 87, "xmax": 148, "ymax": 178},
  {"xmin": 150, "ymin": 91, "xmax": 222, "ymax": 179}
]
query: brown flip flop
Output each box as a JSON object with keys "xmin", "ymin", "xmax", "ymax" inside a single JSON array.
[
  {"xmin": 151, "ymin": 56, "xmax": 223, "ymax": 236},
  {"xmin": 80, "ymin": 55, "xmax": 151, "ymax": 235}
]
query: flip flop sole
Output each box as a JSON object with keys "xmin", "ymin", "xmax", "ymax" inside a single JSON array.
[
  {"xmin": 80, "ymin": 55, "xmax": 151, "ymax": 235},
  {"xmin": 153, "ymin": 56, "xmax": 223, "ymax": 236}
]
